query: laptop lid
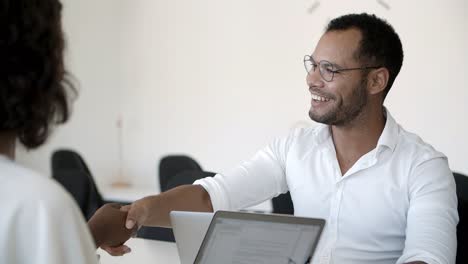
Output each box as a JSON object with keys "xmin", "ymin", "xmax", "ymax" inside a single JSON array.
[
  {"xmin": 170, "ymin": 211, "xmax": 214, "ymax": 264},
  {"xmin": 194, "ymin": 211, "xmax": 325, "ymax": 264}
]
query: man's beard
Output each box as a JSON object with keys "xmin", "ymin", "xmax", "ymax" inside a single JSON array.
[{"xmin": 309, "ymin": 78, "xmax": 368, "ymax": 126}]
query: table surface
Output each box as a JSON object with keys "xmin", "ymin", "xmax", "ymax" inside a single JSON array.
[
  {"xmin": 100, "ymin": 185, "xmax": 157, "ymax": 203},
  {"xmin": 98, "ymin": 238, "xmax": 180, "ymax": 264},
  {"xmin": 100, "ymin": 185, "xmax": 273, "ymax": 212}
]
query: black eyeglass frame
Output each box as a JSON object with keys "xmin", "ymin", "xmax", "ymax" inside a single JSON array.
[{"xmin": 303, "ymin": 55, "xmax": 382, "ymax": 82}]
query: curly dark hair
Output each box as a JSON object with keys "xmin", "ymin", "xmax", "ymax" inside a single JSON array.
[
  {"xmin": 326, "ymin": 13, "xmax": 404, "ymax": 98},
  {"xmin": 0, "ymin": 0, "xmax": 76, "ymax": 149}
]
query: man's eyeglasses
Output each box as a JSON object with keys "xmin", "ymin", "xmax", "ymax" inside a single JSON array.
[{"xmin": 303, "ymin": 55, "xmax": 381, "ymax": 82}]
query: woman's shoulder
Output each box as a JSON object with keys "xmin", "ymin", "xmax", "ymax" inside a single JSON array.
[{"xmin": 0, "ymin": 156, "xmax": 79, "ymax": 212}]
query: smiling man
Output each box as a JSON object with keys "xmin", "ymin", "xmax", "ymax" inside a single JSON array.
[{"xmin": 94, "ymin": 13, "xmax": 457, "ymax": 264}]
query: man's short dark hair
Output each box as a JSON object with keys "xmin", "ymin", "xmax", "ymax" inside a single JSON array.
[
  {"xmin": 0, "ymin": 0, "xmax": 75, "ymax": 148},
  {"xmin": 326, "ymin": 13, "xmax": 404, "ymax": 98}
]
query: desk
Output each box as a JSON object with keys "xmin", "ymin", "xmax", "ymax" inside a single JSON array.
[
  {"xmin": 101, "ymin": 185, "xmax": 157, "ymax": 204},
  {"xmin": 101, "ymin": 185, "xmax": 273, "ymax": 212},
  {"xmin": 98, "ymin": 238, "xmax": 180, "ymax": 264}
]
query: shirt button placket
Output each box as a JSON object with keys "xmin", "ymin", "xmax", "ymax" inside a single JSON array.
[{"xmin": 328, "ymin": 180, "xmax": 344, "ymax": 264}]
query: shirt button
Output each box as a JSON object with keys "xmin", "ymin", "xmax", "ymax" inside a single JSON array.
[{"xmin": 319, "ymin": 252, "xmax": 331, "ymax": 264}]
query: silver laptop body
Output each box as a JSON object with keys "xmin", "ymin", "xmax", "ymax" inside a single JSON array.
[{"xmin": 170, "ymin": 211, "xmax": 214, "ymax": 264}]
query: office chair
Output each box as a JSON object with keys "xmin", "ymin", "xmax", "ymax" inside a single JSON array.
[
  {"xmin": 159, "ymin": 155, "xmax": 203, "ymax": 192},
  {"xmin": 138, "ymin": 170, "xmax": 216, "ymax": 242},
  {"xmin": 454, "ymin": 172, "xmax": 468, "ymax": 264},
  {"xmin": 166, "ymin": 170, "xmax": 216, "ymax": 190},
  {"xmin": 52, "ymin": 149, "xmax": 92, "ymax": 176},
  {"xmin": 272, "ymin": 192, "xmax": 294, "ymax": 215},
  {"xmin": 51, "ymin": 149, "xmax": 104, "ymax": 220}
]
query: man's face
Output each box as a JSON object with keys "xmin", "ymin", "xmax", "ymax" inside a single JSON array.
[{"xmin": 307, "ymin": 29, "xmax": 369, "ymax": 126}]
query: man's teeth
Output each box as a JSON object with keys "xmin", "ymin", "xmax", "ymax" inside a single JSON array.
[{"xmin": 311, "ymin": 94, "xmax": 330, "ymax": 102}]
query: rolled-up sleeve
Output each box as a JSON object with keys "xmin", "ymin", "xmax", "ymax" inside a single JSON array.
[
  {"xmin": 397, "ymin": 157, "xmax": 458, "ymax": 264},
  {"xmin": 194, "ymin": 134, "xmax": 294, "ymax": 211}
]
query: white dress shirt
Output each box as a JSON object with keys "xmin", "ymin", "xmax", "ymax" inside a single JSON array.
[
  {"xmin": 195, "ymin": 110, "xmax": 458, "ymax": 264},
  {"xmin": 0, "ymin": 155, "xmax": 97, "ymax": 264}
]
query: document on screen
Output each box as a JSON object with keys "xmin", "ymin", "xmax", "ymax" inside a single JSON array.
[{"xmin": 196, "ymin": 218, "xmax": 322, "ymax": 264}]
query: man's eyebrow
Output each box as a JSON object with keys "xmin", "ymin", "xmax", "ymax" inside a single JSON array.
[{"xmin": 310, "ymin": 55, "xmax": 343, "ymax": 69}]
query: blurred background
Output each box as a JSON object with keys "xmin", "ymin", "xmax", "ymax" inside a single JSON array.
[{"xmin": 16, "ymin": 0, "xmax": 468, "ymax": 192}]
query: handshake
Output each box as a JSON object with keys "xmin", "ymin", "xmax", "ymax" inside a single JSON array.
[
  {"xmin": 87, "ymin": 196, "xmax": 154, "ymax": 256},
  {"xmin": 86, "ymin": 185, "xmax": 212, "ymax": 255}
]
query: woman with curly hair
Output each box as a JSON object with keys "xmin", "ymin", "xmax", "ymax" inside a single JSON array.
[{"xmin": 0, "ymin": 0, "xmax": 133, "ymax": 263}]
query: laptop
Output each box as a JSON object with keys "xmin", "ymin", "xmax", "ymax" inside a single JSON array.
[
  {"xmin": 171, "ymin": 210, "xmax": 325, "ymax": 264},
  {"xmin": 170, "ymin": 211, "xmax": 214, "ymax": 264}
]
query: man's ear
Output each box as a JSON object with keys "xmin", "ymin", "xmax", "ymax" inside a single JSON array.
[{"xmin": 367, "ymin": 67, "xmax": 389, "ymax": 95}]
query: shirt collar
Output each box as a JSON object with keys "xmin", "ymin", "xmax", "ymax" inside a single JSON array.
[
  {"xmin": 313, "ymin": 123, "xmax": 332, "ymax": 146},
  {"xmin": 376, "ymin": 108, "xmax": 399, "ymax": 153},
  {"xmin": 312, "ymin": 107, "xmax": 399, "ymax": 153}
]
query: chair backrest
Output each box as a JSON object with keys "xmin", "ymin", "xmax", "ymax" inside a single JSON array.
[
  {"xmin": 454, "ymin": 172, "xmax": 468, "ymax": 264},
  {"xmin": 138, "ymin": 169, "xmax": 214, "ymax": 242},
  {"xmin": 166, "ymin": 170, "xmax": 216, "ymax": 191},
  {"xmin": 52, "ymin": 149, "xmax": 92, "ymax": 175},
  {"xmin": 51, "ymin": 149, "xmax": 104, "ymax": 220},
  {"xmin": 272, "ymin": 192, "xmax": 294, "ymax": 215},
  {"xmin": 53, "ymin": 170, "xmax": 90, "ymax": 212},
  {"xmin": 159, "ymin": 155, "xmax": 203, "ymax": 192}
]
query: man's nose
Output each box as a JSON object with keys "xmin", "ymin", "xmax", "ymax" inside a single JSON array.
[{"xmin": 306, "ymin": 68, "xmax": 324, "ymax": 89}]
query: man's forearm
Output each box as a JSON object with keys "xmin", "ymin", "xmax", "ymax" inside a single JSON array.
[{"xmin": 142, "ymin": 184, "xmax": 213, "ymax": 227}]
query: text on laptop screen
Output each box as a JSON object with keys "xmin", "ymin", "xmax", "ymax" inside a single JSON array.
[{"xmin": 195, "ymin": 217, "xmax": 322, "ymax": 264}]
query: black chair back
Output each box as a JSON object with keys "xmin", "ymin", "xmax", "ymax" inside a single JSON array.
[
  {"xmin": 159, "ymin": 155, "xmax": 203, "ymax": 192},
  {"xmin": 53, "ymin": 170, "xmax": 90, "ymax": 212},
  {"xmin": 272, "ymin": 192, "xmax": 294, "ymax": 215},
  {"xmin": 166, "ymin": 170, "xmax": 216, "ymax": 191},
  {"xmin": 138, "ymin": 170, "xmax": 216, "ymax": 242},
  {"xmin": 51, "ymin": 149, "xmax": 104, "ymax": 220},
  {"xmin": 52, "ymin": 149, "xmax": 92, "ymax": 176},
  {"xmin": 454, "ymin": 172, "xmax": 468, "ymax": 264}
]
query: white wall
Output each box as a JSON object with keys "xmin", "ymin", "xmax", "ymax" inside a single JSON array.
[
  {"xmin": 16, "ymin": 0, "xmax": 126, "ymax": 187},
  {"xmin": 17, "ymin": 0, "xmax": 468, "ymax": 191}
]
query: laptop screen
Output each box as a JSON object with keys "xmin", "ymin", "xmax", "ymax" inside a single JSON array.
[{"xmin": 194, "ymin": 211, "xmax": 325, "ymax": 264}]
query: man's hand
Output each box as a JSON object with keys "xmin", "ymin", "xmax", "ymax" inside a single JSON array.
[
  {"xmin": 122, "ymin": 196, "xmax": 154, "ymax": 230},
  {"xmin": 98, "ymin": 197, "xmax": 155, "ymax": 256},
  {"xmin": 87, "ymin": 203, "xmax": 137, "ymax": 250},
  {"xmin": 98, "ymin": 186, "xmax": 213, "ymax": 256}
]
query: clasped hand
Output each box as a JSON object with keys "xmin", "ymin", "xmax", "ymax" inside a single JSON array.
[{"xmin": 88, "ymin": 198, "xmax": 151, "ymax": 256}]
